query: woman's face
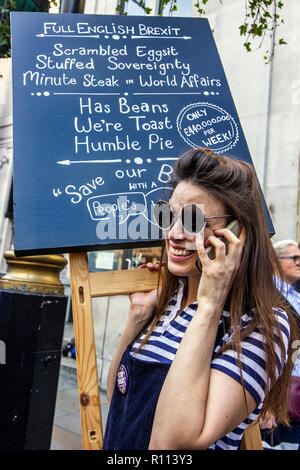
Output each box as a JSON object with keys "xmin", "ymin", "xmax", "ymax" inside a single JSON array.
[
  {"xmin": 279, "ymin": 244, "xmax": 300, "ymax": 285},
  {"xmin": 165, "ymin": 181, "xmax": 230, "ymax": 278}
]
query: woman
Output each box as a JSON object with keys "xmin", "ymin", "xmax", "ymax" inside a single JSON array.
[{"xmin": 103, "ymin": 148, "xmax": 297, "ymax": 450}]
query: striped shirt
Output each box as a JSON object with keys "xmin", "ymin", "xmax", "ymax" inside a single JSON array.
[{"xmin": 130, "ymin": 279, "xmax": 290, "ymax": 450}]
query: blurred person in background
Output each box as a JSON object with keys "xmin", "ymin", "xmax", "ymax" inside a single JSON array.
[
  {"xmin": 274, "ymin": 240, "xmax": 300, "ymax": 321},
  {"xmin": 260, "ymin": 239, "xmax": 300, "ymax": 450}
]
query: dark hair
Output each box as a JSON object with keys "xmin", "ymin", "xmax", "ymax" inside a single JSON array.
[{"xmin": 143, "ymin": 148, "xmax": 298, "ymax": 425}]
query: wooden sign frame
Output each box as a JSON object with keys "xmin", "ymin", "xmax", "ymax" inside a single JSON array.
[{"xmin": 68, "ymin": 251, "xmax": 263, "ymax": 451}]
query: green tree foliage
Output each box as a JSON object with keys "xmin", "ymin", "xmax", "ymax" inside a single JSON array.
[
  {"xmin": 235, "ymin": 0, "xmax": 286, "ymax": 62},
  {"xmin": 0, "ymin": 0, "xmax": 59, "ymax": 57},
  {"xmin": 117, "ymin": 0, "xmax": 286, "ymax": 63}
]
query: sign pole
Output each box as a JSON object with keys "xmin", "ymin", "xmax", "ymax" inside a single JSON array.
[{"xmin": 69, "ymin": 252, "xmax": 103, "ymax": 450}]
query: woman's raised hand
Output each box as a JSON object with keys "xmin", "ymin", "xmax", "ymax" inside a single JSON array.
[
  {"xmin": 195, "ymin": 226, "xmax": 246, "ymax": 317},
  {"xmin": 128, "ymin": 261, "xmax": 161, "ymax": 327}
]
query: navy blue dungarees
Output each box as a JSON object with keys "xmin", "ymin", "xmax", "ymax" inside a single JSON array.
[{"xmin": 103, "ymin": 317, "xmax": 230, "ymax": 450}]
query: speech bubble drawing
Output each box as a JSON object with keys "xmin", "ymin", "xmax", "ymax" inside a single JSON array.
[
  {"xmin": 87, "ymin": 192, "xmax": 147, "ymax": 224},
  {"xmin": 177, "ymin": 102, "xmax": 239, "ymax": 154}
]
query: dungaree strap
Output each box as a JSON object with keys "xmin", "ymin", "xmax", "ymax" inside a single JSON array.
[{"xmin": 103, "ymin": 310, "xmax": 231, "ymax": 450}]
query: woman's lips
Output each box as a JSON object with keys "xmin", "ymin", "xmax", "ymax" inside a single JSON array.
[{"xmin": 169, "ymin": 247, "xmax": 196, "ymax": 262}]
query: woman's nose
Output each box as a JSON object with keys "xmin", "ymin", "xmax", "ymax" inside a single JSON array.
[{"xmin": 168, "ymin": 218, "xmax": 186, "ymax": 240}]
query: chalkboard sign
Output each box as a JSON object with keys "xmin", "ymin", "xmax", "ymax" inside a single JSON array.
[{"xmin": 11, "ymin": 12, "xmax": 272, "ymax": 255}]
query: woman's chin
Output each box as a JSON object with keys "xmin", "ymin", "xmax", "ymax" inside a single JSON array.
[{"xmin": 167, "ymin": 256, "xmax": 199, "ymax": 277}]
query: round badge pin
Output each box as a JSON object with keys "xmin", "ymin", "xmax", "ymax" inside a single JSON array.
[{"xmin": 117, "ymin": 364, "xmax": 128, "ymax": 394}]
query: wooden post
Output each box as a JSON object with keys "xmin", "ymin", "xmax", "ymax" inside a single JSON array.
[{"xmin": 69, "ymin": 252, "xmax": 103, "ymax": 450}]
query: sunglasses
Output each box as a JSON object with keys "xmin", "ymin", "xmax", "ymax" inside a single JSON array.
[
  {"xmin": 278, "ymin": 255, "xmax": 300, "ymax": 264},
  {"xmin": 153, "ymin": 200, "xmax": 232, "ymax": 235}
]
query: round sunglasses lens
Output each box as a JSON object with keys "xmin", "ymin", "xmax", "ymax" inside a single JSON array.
[
  {"xmin": 153, "ymin": 201, "xmax": 173, "ymax": 230},
  {"xmin": 181, "ymin": 204, "xmax": 205, "ymax": 234}
]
